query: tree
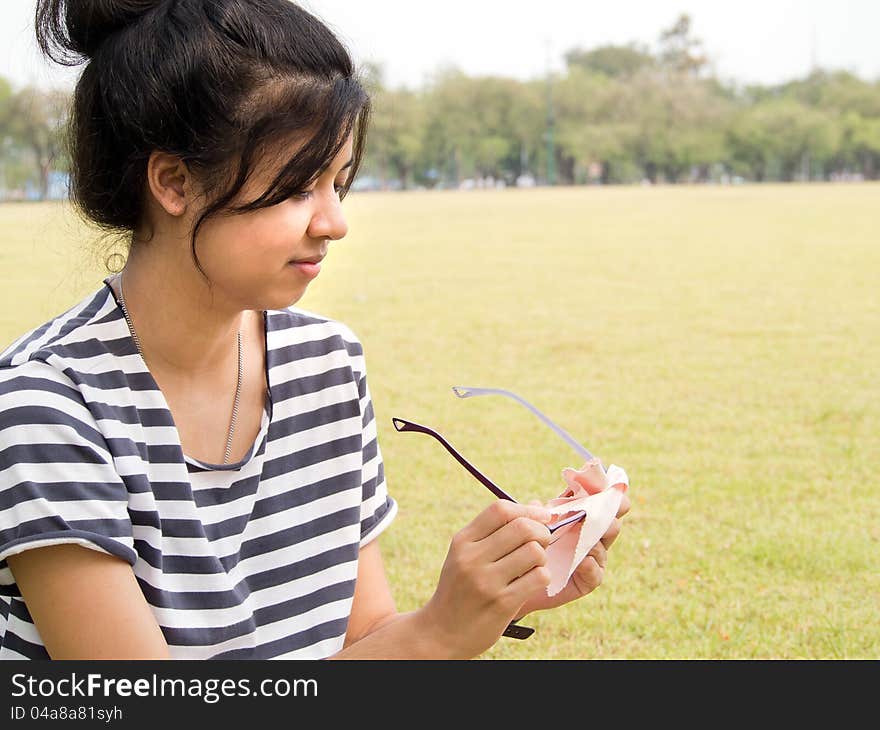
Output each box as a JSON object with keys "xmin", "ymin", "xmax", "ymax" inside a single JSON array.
[
  {"xmin": 5, "ymin": 86, "xmax": 70, "ymax": 199},
  {"xmin": 657, "ymin": 14, "xmax": 709, "ymax": 77},
  {"xmin": 506, "ymin": 79, "xmax": 546, "ymax": 180},
  {"xmin": 727, "ymin": 99, "xmax": 839, "ymax": 181},
  {"xmin": 554, "ymin": 67, "xmax": 634, "ymax": 183},
  {"xmin": 367, "ymin": 85, "xmax": 425, "ymax": 189},
  {"xmin": 418, "ymin": 68, "xmax": 478, "ymax": 186},
  {"xmin": 840, "ymin": 111, "xmax": 880, "ymax": 178},
  {"xmin": 782, "ymin": 70, "xmax": 880, "ymax": 118},
  {"xmin": 416, "ymin": 70, "xmax": 542, "ymax": 186},
  {"xmin": 564, "ymin": 44, "xmax": 654, "ymax": 78}
]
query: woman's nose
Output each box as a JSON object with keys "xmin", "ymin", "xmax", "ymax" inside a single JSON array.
[{"xmin": 308, "ymin": 188, "xmax": 348, "ymax": 241}]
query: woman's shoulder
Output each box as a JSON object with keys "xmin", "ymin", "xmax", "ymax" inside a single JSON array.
[
  {"xmin": 266, "ymin": 305, "xmax": 366, "ymax": 366},
  {"xmin": 0, "ymin": 281, "xmax": 123, "ymax": 374}
]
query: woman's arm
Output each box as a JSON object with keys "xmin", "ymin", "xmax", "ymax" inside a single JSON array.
[
  {"xmin": 333, "ymin": 500, "xmax": 556, "ymax": 660},
  {"xmin": 336, "ymin": 539, "xmax": 447, "ymax": 659},
  {"xmin": 341, "ymin": 539, "xmax": 398, "ymax": 647},
  {"xmin": 8, "ymin": 545, "xmax": 171, "ymax": 659}
]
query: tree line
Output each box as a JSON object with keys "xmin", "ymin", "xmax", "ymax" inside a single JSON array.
[
  {"xmin": 362, "ymin": 15, "xmax": 880, "ymax": 189},
  {"xmin": 1, "ymin": 15, "xmax": 879, "ymax": 199}
]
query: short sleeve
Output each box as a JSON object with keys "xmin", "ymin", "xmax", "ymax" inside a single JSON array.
[
  {"xmin": 0, "ymin": 360, "xmax": 137, "ymax": 595},
  {"xmin": 354, "ymin": 366, "xmax": 396, "ymax": 547}
]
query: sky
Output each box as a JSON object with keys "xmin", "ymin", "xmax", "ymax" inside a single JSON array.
[{"xmin": 1, "ymin": 0, "xmax": 878, "ymax": 91}]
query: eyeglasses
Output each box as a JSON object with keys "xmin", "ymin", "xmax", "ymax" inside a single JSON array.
[{"xmin": 392, "ymin": 386, "xmax": 598, "ymax": 640}]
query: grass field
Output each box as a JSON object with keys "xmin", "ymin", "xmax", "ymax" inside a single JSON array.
[{"xmin": 1, "ymin": 183, "xmax": 878, "ymax": 659}]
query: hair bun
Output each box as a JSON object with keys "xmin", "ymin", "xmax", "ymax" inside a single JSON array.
[{"xmin": 36, "ymin": 0, "xmax": 162, "ymax": 65}]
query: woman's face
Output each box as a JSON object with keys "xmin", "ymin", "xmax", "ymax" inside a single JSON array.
[{"xmin": 193, "ymin": 134, "xmax": 355, "ymax": 312}]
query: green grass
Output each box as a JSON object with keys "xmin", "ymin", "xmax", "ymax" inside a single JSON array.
[{"xmin": 2, "ymin": 183, "xmax": 878, "ymax": 659}]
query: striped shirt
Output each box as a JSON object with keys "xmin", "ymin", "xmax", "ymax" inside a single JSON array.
[{"xmin": 0, "ymin": 277, "xmax": 396, "ymax": 659}]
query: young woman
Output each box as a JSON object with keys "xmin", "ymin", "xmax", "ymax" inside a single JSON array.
[{"xmin": 0, "ymin": 0, "xmax": 629, "ymax": 660}]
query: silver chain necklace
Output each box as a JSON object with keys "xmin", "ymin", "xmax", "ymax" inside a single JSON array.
[{"xmin": 117, "ymin": 273, "xmax": 244, "ymax": 465}]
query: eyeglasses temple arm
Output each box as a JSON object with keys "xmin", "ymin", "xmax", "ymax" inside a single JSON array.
[
  {"xmin": 451, "ymin": 386, "xmax": 595, "ymax": 462},
  {"xmin": 391, "ymin": 418, "xmax": 518, "ymax": 502},
  {"xmin": 391, "ymin": 417, "xmax": 585, "ymax": 535}
]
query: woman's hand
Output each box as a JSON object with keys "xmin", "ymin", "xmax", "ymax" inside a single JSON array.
[
  {"xmin": 419, "ymin": 501, "xmax": 554, "ymax": 659},
  {"xmin": 516, "ymin": 489, "xmax": 631, "ymax": 618}
]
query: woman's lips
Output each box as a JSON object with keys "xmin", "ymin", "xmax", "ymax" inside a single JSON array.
[{"xmin": 290, "ymin": 260, "xmax": 322, "ymax": 278}]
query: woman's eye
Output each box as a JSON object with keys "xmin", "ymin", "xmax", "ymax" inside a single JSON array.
[{"xmin": 291, "ymin": 182, "xmax": 345, "ymax": 201}]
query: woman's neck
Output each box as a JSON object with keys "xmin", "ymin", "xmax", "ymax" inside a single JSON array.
[{"xmin": 113, "ymin": 249, "xmax": 249, "ymax": 380}]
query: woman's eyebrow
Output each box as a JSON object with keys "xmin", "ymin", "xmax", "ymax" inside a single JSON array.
[{"xmin": 327, "ymin": 158, "xmax": 353, "ymax": 179}]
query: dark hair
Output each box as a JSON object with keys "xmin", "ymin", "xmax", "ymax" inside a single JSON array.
[{"xmin": 35, "ymin": 0, "xmax": 370, "ymax": 272}]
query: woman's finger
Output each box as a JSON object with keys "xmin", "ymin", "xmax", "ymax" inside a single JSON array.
[
  {"xmin": 493, "ymin": 539, "xmax": 548, "ymax": 585},
  {"xmin": 572, "ymin": 554, "xmax": 604, "ymax": 591},
  {"xmin": 479, "ymin": 515, "xmax": 551, "ymax": 563},
  {"xmin": 458, "ymin": 500, "xmax": 551, "ymax": 543},
  {"xmin": 504, "ymin": 563, "xmax": 553, "ymax": 606},
  {"xmin": 587, "ymin": 537, "xmax": 608, "ymax": 570},
  {"xmin": 599, "ymin": 518, "xmax": 622, "ymax": 550}
]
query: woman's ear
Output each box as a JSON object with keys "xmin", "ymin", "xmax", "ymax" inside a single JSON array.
[{"xmin": 145, "ymin": 150, "xmax": 191, "ymax": 217}]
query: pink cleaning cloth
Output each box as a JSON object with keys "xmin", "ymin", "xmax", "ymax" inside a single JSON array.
[{"xmin": 543, "ymin": 459, "xmax": 629, "ymax": 596}]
